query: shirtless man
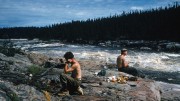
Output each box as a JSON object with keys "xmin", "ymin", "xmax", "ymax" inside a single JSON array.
[
  {"xmin": 59, "ymin": 52, "xmax": 83, "ymax": 95},
  {"xmin": 117, "ymin": 49, "xmax": 129, "ymax": 69},
  {"xmin": 117, "ymin": 49, "xmax": 138, "ymax": 76}
]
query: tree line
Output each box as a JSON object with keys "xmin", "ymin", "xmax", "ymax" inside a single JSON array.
[{"xmin": 0, "ymin": 2, "xmax": 180, "ymax": 42}]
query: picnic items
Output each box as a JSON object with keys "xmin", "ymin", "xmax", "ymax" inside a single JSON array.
[{"xmin": 105, "ymin": 75, "xmax": 138, "ymax": 84}]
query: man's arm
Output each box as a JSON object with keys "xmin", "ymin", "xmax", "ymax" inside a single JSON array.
[{"xmin": 64, "ymin": 63, "xmax": 76, "ymax": 73}]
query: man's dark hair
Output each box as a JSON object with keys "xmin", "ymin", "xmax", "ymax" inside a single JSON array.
[
  {"xmin": 64, "ymin": 52, "xmax": 74, "ymax": 60},
  {"xmin": 121, "ymin": 48, "xmax": 127, "ymax": 54}
]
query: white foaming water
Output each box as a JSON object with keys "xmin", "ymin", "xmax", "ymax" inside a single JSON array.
[
  {"xmin": 127, "ymin": 52, "xmax": 180, "ymax": 71},
  {"xmin": 164, "ymin": 53, "xmax": 180, "ymax": 57},
  {"xmin": 9, "ymin": 39, "xmax": 180, "ymax": 72}
]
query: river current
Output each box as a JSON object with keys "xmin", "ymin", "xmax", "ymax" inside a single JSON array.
[{"xmin": 1, "ymin": 39, "xmax": 180, "ymax": 84}]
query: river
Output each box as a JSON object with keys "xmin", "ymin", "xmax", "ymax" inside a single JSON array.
[{"xmin": 1, "ymin": 39, "xmax": 180, "ymax": 84}]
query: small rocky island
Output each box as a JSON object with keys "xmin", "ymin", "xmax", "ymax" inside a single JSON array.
[{"xmin": 0, "ymin": 46, "xmax": 180, "ymax": 101}]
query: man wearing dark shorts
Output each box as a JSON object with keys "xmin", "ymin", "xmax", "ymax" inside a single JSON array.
[{"xmin": 117, "ymin": 49, "xmax": 138, "ymax": 76}]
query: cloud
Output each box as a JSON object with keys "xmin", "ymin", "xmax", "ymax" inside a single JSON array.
[
  {"xmin": 76, "ymin": 12, "xmax": 87, "ymax": 16},
  {"xmin": 94, "ymin": 0, "xmax": 103, "ymax": 2},
  {"xmin": 0, "ymin": 0, "xmax": 178, "ymax": 27},
  {"xmin": 130, "ymin": 6, "xmax": 144, "ymax": 10},
  {"xmin": 66, "ymin": 5, "xmax": 70, "ymax": 8}
]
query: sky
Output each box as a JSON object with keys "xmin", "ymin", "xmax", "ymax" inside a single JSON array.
[{"xmin": 0, "ymin": 0, "xmax": 179, "ymax": 27}]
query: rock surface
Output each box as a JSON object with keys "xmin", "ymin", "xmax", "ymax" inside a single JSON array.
[
  {"xmin": 0, "ymin": 52, "xmax": 179, "ymax": 101},
  {"xmin": 0, "ymin": 80, "xmax": 46, "ymax": 101},
  {"xmin": 27, "ymin": 53, "xmax": 49, "ymax": 66},
  {"xmin": 81, "ymin": 70, "xmax": 161, "ymax": 101},
  {"xmin": 0, "ymin": 53, "xmax": 32, "ymax": 72},
  {"xmin": 157, "ymin": 82, "xmax": 180, "ymax": 101}
]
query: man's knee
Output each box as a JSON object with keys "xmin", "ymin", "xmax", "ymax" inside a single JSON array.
[
  {"xmin": 128, "ymin": 67, "xmax": 138, "ymax": 75},
  {"xmin": 59, "ymin": 73, "xmax": 67, "ymax": 79}
]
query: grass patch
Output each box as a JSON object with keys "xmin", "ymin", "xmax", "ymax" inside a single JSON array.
[{"xmin": 27, "ymin": 65, "xmax": 46, "ymax": 75}]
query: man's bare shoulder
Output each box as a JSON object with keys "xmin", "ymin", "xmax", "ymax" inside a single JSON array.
[
  {"xmin": 72, "ymin": 62, "xmax": 81, "ymax": 69},
  {"xmin": 117, "ymin": 55, "xmax": 121, "ymax": 59},
  {"xmin": 118, "ymin": 55, "xmax": 124, "ymax": 59}
]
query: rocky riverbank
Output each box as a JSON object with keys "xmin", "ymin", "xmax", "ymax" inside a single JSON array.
[{"xmin": 0, "ymin": 51, "xmax": 180, "ymax": 101}]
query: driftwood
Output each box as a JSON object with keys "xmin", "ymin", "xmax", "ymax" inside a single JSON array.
[
  {"xmin": 28, "ymin": 61, "xmax": 65, "ymax": 81},
  {"xmin": 44, "ymin": 61, "xmax": 65, "ymax": 69}
]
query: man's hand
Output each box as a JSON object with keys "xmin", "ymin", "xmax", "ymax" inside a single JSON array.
[
  {"xmin": 64, "ymin": 63, "xmax": 68, "ymax": 73},
  {"xmin": 65, "ymin": 61, "xmax": 70, "ymax": 64},
  {"xmin": 64, "ymin": 62, "xmax": 75, "ymax": 73}
]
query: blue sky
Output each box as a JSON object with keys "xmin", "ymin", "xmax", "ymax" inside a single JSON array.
[{"xmin": 0, "ymin": 0, "xmax": 179, "ymax": 27}]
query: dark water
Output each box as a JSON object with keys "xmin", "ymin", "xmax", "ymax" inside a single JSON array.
[{"xmin": 138, "ymin": 68, "xmax": 180, "ymax": 84}]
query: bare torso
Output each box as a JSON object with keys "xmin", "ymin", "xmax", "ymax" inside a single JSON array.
[
  {"xmin": 71, "ymin": 62, "xmax": 81, "ymax": 79},
  {"xmin": 117, "ymin": 55, "xmax": 129, "ymax": 68}
]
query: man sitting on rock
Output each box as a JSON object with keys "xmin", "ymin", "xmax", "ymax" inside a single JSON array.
[
  {"xmin": 117, "ymin": 49, "xmax": 138, "ymax": 76},
  {"xmin": 59, "ymin": 52, "xmax": 83, "ymax": 95}
]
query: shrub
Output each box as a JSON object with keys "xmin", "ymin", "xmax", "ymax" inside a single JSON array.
[{"xmin": 27, "ymin": 65, "xmax": 46, "ymax": 75}]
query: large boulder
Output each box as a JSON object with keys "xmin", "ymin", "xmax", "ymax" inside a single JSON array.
[
  {"xmin": 0, "ymin": 79, "xmax": 47, "ymax": 101},
  {"xmin": 27, "ymin": 53, "xmax": 49, "ymax": 66},
  {"xmin": 0, "ymin": 53, "xmax": 32, "ymax": 71},
  {"xmin": 157, "ymin": 82, "xmax": 180, "ymax": 101},
  {"xmin": 126, "ymin": 79, "xmax": 161, "ymax": 101},
  {"xmin": 81, "ymin": 69, "xmax": 161, "ymax": 101}
]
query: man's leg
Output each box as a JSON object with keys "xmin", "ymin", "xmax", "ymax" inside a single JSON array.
[
  {"xmin": 75, "ymin": 79, "xmax": 83, "ymax": 95},
  {"xmin": 59, "ymin": 73, "xmax": 82, "ymax": 94},
  {"xmin": 118, "ymin": 67, "xmax": 138, "ymax": 76},
  {"xmin": 124, "ymin": 67, "xmax": 138, "ymax": 76},
  {"xmin": 59, "ymin": 73, "xmax": 68, "ymax": 91}
]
